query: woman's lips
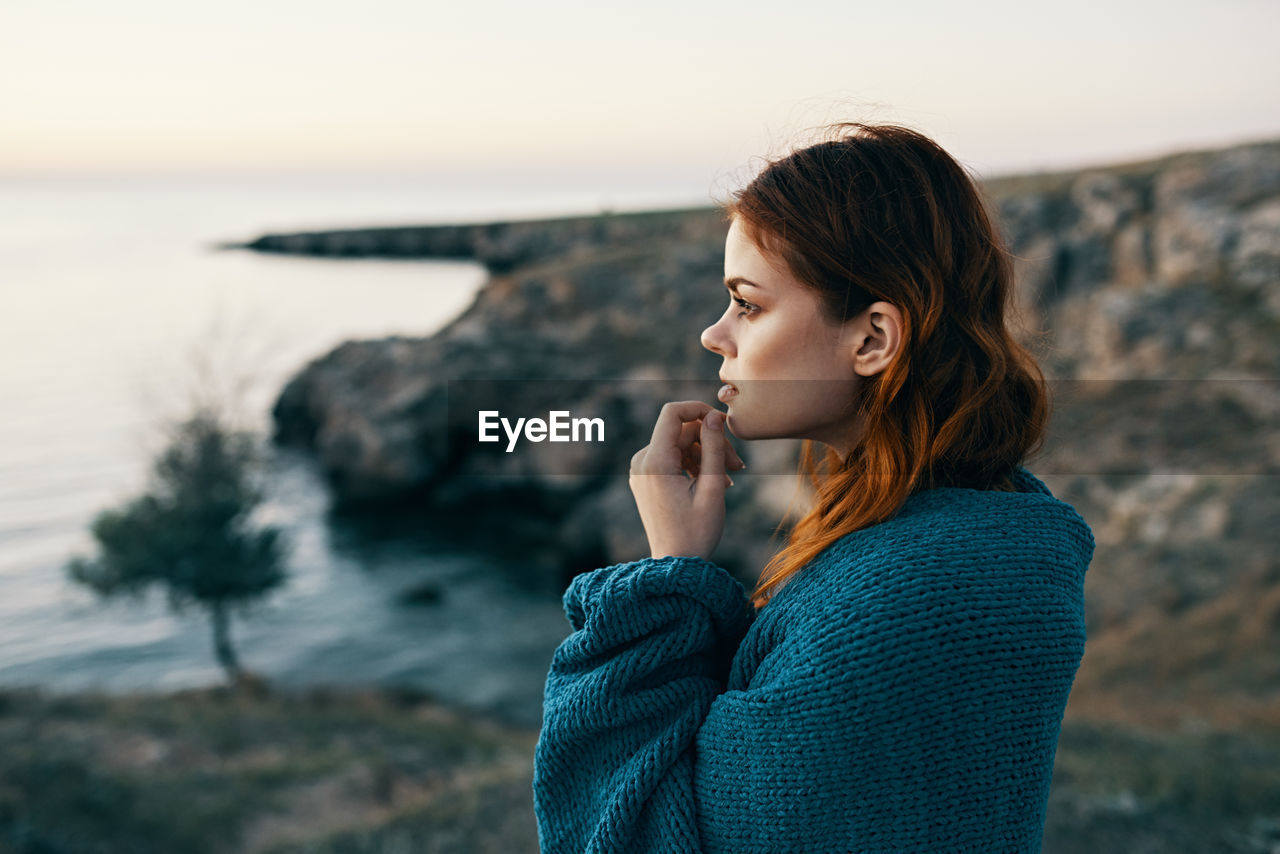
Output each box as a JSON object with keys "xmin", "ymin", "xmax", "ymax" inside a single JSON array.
[{"xmin": 717, "ymin": 383, "xmax": 738, "ymax": 403}]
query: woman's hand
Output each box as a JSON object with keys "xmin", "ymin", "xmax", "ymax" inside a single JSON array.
[{"xmin": 628, "ymin": 401, "xmax": 746, "ymax": 561}]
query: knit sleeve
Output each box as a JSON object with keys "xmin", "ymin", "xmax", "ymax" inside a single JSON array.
[
  {"xmin": 533, "ymin": 550, "xmax": 1087, "ymax": 854},
  {"xmin": 532, "ymin": 555, "xmax": 755, "ymax": 853}
]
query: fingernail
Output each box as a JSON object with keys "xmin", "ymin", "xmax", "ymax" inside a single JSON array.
[
  {"xmin": 705, "ymin": 411, "xmax": 722, "ymax": 430},
  {"xmin": 725, "ymin": 474, "xmax": 734, "ymax": 487}
]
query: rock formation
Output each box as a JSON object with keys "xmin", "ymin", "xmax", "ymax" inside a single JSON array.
[
  {"xmin": 262, "ymin": 205, "xmax": 791, "ymax": 583},
  {"xmin": 245, "ymin": 137, "xmax": 1280, "ymax": 725}
]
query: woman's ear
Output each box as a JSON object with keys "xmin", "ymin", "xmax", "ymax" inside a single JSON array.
[{"xmin": 850, "ymin": 301, "xmax": 903, "ymax": 377}]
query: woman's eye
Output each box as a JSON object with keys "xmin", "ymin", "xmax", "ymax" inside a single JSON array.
[{"xmin": 733, "ymin": 296, "xmax": 759, "ymax": 317}]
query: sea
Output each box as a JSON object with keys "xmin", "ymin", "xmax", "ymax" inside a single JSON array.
[{"xmin": 0, "ymin": 173, "xmax": 710, "ymax": 729}]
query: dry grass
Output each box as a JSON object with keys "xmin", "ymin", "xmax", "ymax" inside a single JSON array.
[{"xmin": 0, "ymin": 683, "xmax": 538, "ymax": 854}]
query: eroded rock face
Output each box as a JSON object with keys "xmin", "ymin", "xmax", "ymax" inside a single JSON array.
[
  {"xmin": 987, "ymin": 139, "xmax": 1280, "ymax": 381},
  {"xmin": 260, "ymin": 139, "xmax": 1279, "ymax": 606},
  {"xmin": 266, "ymin": 206, "xmax": 786, "ymax": 581}
]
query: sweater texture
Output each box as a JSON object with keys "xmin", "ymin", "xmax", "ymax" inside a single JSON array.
[{"xmin": 533, "ymin": 466, "xmax": 1095, "ymax": 853}]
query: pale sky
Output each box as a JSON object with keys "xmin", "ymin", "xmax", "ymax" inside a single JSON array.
[{"xmin": 2, "ymin": 0, "xmax": 1277, "ymax": 188}]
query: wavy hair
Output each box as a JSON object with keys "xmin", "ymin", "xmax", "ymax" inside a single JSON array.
[{"xmin": 722, "ymin": 122, "xmax": 1050, "ymax": 610}]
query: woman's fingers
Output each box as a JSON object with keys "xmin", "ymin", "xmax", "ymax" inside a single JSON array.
[
  {"xmin": 726, "ymin": 440, "xmax": 746, "ymax": 472},
  {"xmin": 645, "ymin": 402, "xmax": 747, "ymax": 478},
  {"xmin": 649, "ymin": 401, "xmax": 714, "ymax": 457},
  {"xmin": 678, "ymin": 416, "xmax": 706, "ymax": 479},
  {"xmin": 684, "ymin": 420, "xmax": 746, "ymax": 475},
  {"xmin": 677, "ymin": 420, "xmax": 702, "ymax": 475},
  {"xmin": 694, "ymin": 410, "xmax": 727, "ymax": 486}
]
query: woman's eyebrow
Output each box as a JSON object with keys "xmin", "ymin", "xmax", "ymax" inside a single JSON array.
[{"xmin": 724, "ymin": 276, "xmax": 764, "ymax": 292}]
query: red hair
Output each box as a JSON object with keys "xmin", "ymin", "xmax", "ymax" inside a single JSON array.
[{"xmin": 722, "ymin": 122, "xmax": 1050, "ymax": 610}]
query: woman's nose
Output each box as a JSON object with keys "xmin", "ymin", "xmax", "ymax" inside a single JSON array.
[{"xmin": 701, "ymin": 316, "xmax": 733, "ymax": 356}]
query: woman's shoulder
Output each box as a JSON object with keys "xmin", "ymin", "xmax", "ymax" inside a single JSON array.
[{"xmin": 768, "ymin": 466, "xmax": 1094, "ymax": 619}]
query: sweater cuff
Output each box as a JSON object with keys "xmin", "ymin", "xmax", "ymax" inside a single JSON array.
[{"xmin": 564, "ymin": 555, "xmax": 754, "ymax": 642}]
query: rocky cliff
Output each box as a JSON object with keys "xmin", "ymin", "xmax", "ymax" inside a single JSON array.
[
  {"xmin": 226, "ymin": 206, "xmax": 719, "ymax": 275},
  {"xmin": 247, "ymin": 137, "xmax": 1280, "ymax": 728},
  {"xmin": 261, "ymin": 203, "xmax": 802, "ymax": 584},
  {"xmin": 977, "ymin": 140, "xmax": 1280, "ymax": 729}
]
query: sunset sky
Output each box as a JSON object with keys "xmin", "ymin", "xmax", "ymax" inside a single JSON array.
[{"xmin": 3, "ymin": 0, "xmax": 1276, "ymax": 190}]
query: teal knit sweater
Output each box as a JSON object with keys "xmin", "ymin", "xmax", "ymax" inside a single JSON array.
[{"xmin": 533, "ymin": 467, "xmax": 1094, "ymax": 853}]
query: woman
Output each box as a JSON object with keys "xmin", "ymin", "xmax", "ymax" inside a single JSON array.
[{"xmin": 532, "ymin": 122, "xmax": 1095, "ymax": 853}]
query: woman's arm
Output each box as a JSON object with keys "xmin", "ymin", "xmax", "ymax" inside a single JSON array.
[
  {"xmin": 534, "ymin": 399, "xmax": 749, "ymax": 852},
  {"xmin": 533, "ymin": 554, "xmax": 753, "ymax": 853}
]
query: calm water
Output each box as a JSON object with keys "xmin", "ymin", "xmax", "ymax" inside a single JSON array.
[{"xmin": 0, "ymin": 174, "xmax": 707, "ymax": 728}]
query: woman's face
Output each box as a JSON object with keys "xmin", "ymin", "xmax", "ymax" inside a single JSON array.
[{"xmin": 701, "ymin": 218, "xmax": 868, "ymax": 455}]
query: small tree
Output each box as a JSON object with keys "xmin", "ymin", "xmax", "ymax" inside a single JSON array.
[{"xmin": 66, "ymin": 406, "xmax": 288, "ymax": 684}]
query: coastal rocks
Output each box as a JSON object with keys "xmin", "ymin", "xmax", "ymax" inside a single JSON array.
[
  {"xmin": 256, "ymin": 138, "xmax": 1279, "ymax": 610},
  {"xmin": 1233, "ymin": 198, "xmax": 1280, "ymax": 311},
  {"xmin": 232, "ymin": 206, "xmax": 726, "ymax": 274},
  {"xmin": 987, "ymin": 139, "xmax": 1280, "ymax": 380},
  {"xmin": 272, "ymin": 337, "xmax": 450, "ymax": 503},
  {"xmin": 265, "ymin": 206, "xmax": 802, "ymax": 583}
]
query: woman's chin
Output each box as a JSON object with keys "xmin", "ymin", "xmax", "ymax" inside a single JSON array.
[
  {"xmin": 723, "ymin": 414, "xmax": 805, "ymax": 444},
  {"xmin": 723, "ymin": 413, "xmax": 761, "ymax": 441}
]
